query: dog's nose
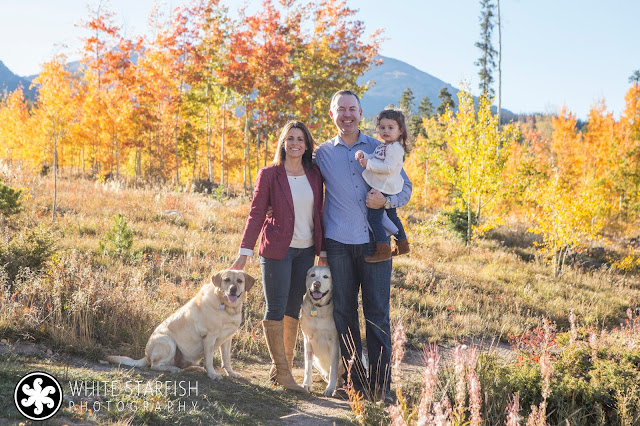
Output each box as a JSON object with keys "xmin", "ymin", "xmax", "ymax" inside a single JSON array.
[
  {"xmin": 229, "ymin": 285, "xmax": 238, "ymax": 295},
  {"xmin": 312, "ymin": 281, "xmax": 321, "ymax": 290}
]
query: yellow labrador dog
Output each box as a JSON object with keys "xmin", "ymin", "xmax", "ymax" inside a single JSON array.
[
  {"xmin": 300, "ymin": 265, "xmax": 345, "ymax": 396},
  {"xmin": 106, "ymin": 270, "xmax": 255, "ymax": 381}
]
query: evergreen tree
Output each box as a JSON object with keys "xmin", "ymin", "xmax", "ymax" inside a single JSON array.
[
  {"xmin": 398, "ymin": 87, "xmax": 415, "ymax": 114},
  {"xmin": 0, "ymin": 181, "xmax": 22, "ymax": 218},
  {"xmin": 418, "ymin": 96, "xmax": 434, "ymax": 119},
  {"xmin": 437, "ymin": 87, "xmax": 455, "ymax": 115},
  {"xmin": 474, "ymin": 0, "xmax": 497, "ymax": 97},
  {"xmin": 408, "ymin": 115, "xmax": 424, "ymax": 141},
  {"xmin": 630, "ymin": 70, "xmax": 640, "ymax": 85}
]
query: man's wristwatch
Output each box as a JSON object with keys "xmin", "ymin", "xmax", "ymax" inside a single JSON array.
[{"xmin": 384, "ymin": 196, "xmax": 392, "ymax": 209}]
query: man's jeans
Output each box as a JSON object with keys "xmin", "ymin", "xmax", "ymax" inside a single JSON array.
[
  {"xmin": 260, "ymin": 246, "xmax": 315, "ymax": 321},
  {"xmin": 326, "ymin": 238, "xmax": 392, "ymax": 395}
]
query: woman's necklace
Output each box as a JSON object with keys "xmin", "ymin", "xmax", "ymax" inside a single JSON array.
[{"xmin": 285, "ymin": 165, "xmax": 305, "ymax": 177}]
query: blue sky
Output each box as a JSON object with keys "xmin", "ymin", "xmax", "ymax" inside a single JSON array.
[{"xmin": 2, "ymin": 0, "xmax": 639, "ymax": 120}]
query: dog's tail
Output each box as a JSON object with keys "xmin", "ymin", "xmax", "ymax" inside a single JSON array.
[{"xmin": 105, "ymin": 355, "xmax": 149, "ymax": 367}]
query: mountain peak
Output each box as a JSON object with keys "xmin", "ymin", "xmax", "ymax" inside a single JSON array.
[
  {"xmin": 0, "ymin": 61, "xmax": 34, "ymax": 96},
  {"xmin": 358, "ymin": 56, "xmax": 460, "ymax": 116}
]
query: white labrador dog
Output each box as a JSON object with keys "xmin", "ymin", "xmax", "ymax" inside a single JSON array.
[
  {"xmin": 106, "ymin": 269, "xmax": 255, "ymax": 381},
  {"xmin": 299, "ymin": 265, "xmax": 345, "ymax": 396}
]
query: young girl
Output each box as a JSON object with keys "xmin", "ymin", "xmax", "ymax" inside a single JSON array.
[{"xmin": 355, "ymin": 109, "xmax": 410, "ymax": 263}]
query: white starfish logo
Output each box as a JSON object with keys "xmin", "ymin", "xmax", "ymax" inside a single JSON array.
[
  {"xmin": 14, "ymin": 371, "xmax": 63, "ymax": 421},
  {"xmin": 21, "ymin": 377, "xmax": 57, "ymax": 415}
]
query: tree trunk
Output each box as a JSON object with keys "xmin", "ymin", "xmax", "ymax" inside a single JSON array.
[
  {"xmin": 264, "ymin": 131, "xmax": 268, "ymax": 167},
  {"xmin": 174, "ymin": 55, "xmax": 186, "ymax": 184},
  {"xmin": 174, "ymin": 109, "xmax": 181, "ymax": 184},
  {"xmin": 148, "ymin": 130, "xmax": 154, "ymax": 179},
  {"xmin": 424, "ymin": 160, "xmax": 429, "ymax": 211},
  {"xmin": 206, "ymin": 94, "xmax": 214, "ymax": 184},
  {"xmin": 467, "ymin": 200, "xmax": 472, "ymax": 246},
  {"xmin": 135, "ymin": 149, "xmax": 141, "ymax": 180},
  {"xmin": 497, "ymin": 0, "xmax": 502, "ymax": 128},
  {"xmin": 243, "ymin": 100, "xmax": 250, "ymax": 196},
  {"xmin": 115, "ymin": 134, "xmax": 120, "ymax": 179},
  {"xmin": 52, "ymin": 136, "xmax": 58, "ymax": 220},
  {"xmin": 220, "ymin": 90, "xmax": 227, "ymax": 188},
  {"xmin": 247, "ymin": 125, "xmax": 252, "ymax": 193},
  {"xmin": 466, "ymin": 160, "xmax": 472, "ymax": 246},
  {"xmin": 255, "ymin": 129, "xmax": 260, "ymax": 185}
]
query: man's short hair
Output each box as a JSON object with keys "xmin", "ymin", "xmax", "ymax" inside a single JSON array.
[{"xmin": 330, "ymin": 90, "xmax": 362, "ymax": 111}]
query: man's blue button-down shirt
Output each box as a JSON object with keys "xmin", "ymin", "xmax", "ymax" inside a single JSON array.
[{"xmin": 314, "ymin": 131, "xmax": 412, "ymax": 245}]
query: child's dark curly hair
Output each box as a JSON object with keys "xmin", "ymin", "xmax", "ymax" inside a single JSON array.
[{"xmin": 376, "ymin": 108, "xmax": 410, "ymax": 153}]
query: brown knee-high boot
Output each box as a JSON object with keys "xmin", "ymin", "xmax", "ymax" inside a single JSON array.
[
  {"xmin": 283, "ymin": 315, "xmax": 299, "ymax": 370},
  {"xmin": 270, "ymin": 316, "xmax": 299, "ymax": 380},
  {"xmin": 263, "ymin": 320, "xmax": 305, "ymax": 392}
]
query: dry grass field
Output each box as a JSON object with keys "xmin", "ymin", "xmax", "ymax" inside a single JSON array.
[{"xmin": 1, "ymin": 169, "xmax": 639, "ymax": 424}]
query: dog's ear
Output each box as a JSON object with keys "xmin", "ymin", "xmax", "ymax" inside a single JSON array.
[
  {"xmin": 211, "ymin": 272, "xmax": 223, "ymax": 288},
  {"xmin": 243, "ymin": 273, "xmax": 256, "ymax": 292}
]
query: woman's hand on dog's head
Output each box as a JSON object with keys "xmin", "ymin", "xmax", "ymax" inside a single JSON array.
[{"xmin": 230, "ymin": 255, "xmax": 247, "ymax": 271}]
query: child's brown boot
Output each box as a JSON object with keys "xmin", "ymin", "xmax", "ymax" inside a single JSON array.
[
  {"xmin": 365, "ymin": 243, "xmax": 392, "ymax": 263},
  {"xmin": 392, "ymin": 240, "xmax": 410, "ymax": 256}
]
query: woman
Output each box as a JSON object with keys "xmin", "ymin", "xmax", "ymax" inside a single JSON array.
[{"xmin": 231, "ymin": 120, "xmax": 324, "ymax": 391}]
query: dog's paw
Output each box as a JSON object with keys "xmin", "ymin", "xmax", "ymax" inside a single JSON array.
[
  {"xmin": 207, "ymin": 371, "xmax": 223, "ymax": 381},
  {"xmin": 226, "ymin": 370, "xmax": 242, "ymax": 379},
  {"xmin": 302, "ymin": 381, "xmax": 313, "ymax": 392},
  {"xmin": 323, "ymin": 386, "xmax": 336, "ymax": 397}
]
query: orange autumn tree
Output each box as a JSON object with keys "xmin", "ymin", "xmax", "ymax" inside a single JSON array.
[
  {"xmin": 136, "ymin": 2, "xmax": 198, "ymax": 182},
  {"xmin": 100, "ymin": 36, "xmax": 142, "ymax": 179},
  {"xmin": 242, "ymin": 0, "xmax": 295, "ymax": 191},
  {"xmin": 1, "ymin": 0, "xmax": 383, "ymax": 188},
  {"xmin": 290, "ymin": 0, "xmax": 383, "ymax": 139},
  {"xmin": 220, "ymin": 5, "xmax": 260, "ymax": 194},
  {"xmin": 76, "ymin": 1, "xmax": 122, "ymax": 177},
  {"xmin": 403, "ymin": 115, "xmax": 449, "ymax": 209},
  {"xmin": 182, "ymin": 0, "xmax": 231, "ymax": 185},
  {"xmin": 167, "ymin": 3, "xmax": 201, "ymax": 184}
]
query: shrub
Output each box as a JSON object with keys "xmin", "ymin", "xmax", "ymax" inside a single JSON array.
[
  {"xmin": 443, "ymin": 206, "xmax": 477, "ymax": 242},
  {"xmin": 213, "ymin": 184, "xmax": 229, "ymax": 203},
  {"xmin": 0, "ymin": 225, "xmax": 56, "ymax": 285},
  {"xmin": 99, "ymin": 213, "xmax": 134, "ymax": 257},
  {"xmin": 384, "ymin": 315, "xmax": 640, "ymax": 426},
  {"xmin": 0, "ymin": 181, "xmax": 22, "ymax": 218}
]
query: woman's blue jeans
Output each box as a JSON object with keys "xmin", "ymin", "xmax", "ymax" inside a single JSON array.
[{"xmin": 260, "ymin": 246, "xmax": 315, "ymax": 321}]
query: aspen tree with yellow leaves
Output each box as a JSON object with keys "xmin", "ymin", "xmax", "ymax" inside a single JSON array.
[
  {"xmin": 0, "ymin": 88, "xmax": 32, "ymax": 164},
  {"xmin": 526, "ymin": 173, "xmax": 605, "ymax": 277},
  {"xmin": 32, "ymin": 55, "xmax": 78, "ymax": 219},
  {"xmin": 618, "ymin": 82, "xmax": 640, "ymax": 214},
  {"xmin": 522, "ymin": 106, "xmax": 610, "ymax": 277},
  {"xmin": 432, "ymin": 89, "xmax": 519, "ymax": 244}
]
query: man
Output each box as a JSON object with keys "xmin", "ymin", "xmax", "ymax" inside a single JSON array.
[{"xmin": 314, "ymin": 90, "xmax": 412, "ymax": 403}]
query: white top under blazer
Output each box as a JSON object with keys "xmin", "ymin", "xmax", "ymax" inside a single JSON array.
[{"xmin": 288, "ymin": 174, "xmax": 314, "ymax": 249}]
